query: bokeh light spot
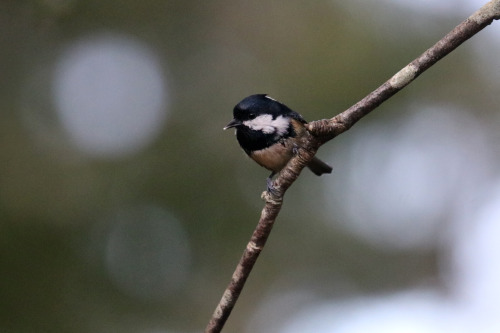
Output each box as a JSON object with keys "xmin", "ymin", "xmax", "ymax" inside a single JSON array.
[
  {"xmin": 104, "ymin": 204, "xmax": 191, "ymax": 301},
  {"xmin": 450, "ymin": 179, "xmax": 500, "ymax": 322},
  {"xmin": 275, "ymin": 291, "xmax": 462, "ymax": 333},
  {"xmin": 53, "ymin": 33, "xmax": 169, "ymax": 158},
  {"xmin": 322, "ymin": 106, "xmax": 492, "ymax": 250}
]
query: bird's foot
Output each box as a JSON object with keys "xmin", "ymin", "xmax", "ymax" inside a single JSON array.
[{"xmin": 266, "ymin": 176, "xmax": 279, "ymax": 196}]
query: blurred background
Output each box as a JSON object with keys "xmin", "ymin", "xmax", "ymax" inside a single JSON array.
[{"xmin": 1, "ymin": 0, "xmax": 500, "ymax": 332}]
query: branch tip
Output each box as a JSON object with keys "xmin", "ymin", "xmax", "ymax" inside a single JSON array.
[{"xmin": 471, "ymin": 0, "xmax": 500, "ymax": 25}]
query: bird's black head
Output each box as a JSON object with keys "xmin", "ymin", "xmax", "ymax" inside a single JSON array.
[
  {"xmin": 233, "ymin": 94, "xmax": 294, "ymax": 120},
  {"xmin": 224, "ymin": 94, "xmax": 304, "ymax": 129},
  {"xmin": 224, "ymin": 94, "xmax": 305, "ymax": 153}
]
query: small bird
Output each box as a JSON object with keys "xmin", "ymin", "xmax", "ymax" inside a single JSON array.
[{"xmin": 224, "ymin": 94, "xmax": 332, "ymax": 192}]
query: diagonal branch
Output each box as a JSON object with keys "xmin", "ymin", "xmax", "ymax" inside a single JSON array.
[
  {"xmin": 205, "ymin": 1, "xmax": 500, "ymax": 332},
  {"xmin": 308, "ymin": 0, "xmax": 500, "ymax": 142}
]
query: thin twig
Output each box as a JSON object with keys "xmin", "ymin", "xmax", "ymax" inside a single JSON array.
[{"xmin": 205, "ymin": 1, "xmax": 500, "ymax": 332}]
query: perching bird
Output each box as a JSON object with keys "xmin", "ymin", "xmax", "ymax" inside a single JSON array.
[{"xmin": 224, "ymin": 94, "xmax": 332, "ymax": 192}]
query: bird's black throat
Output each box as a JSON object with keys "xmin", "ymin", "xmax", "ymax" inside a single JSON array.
[{"xmin": 236, "ymin": 125, "xmax": 295, "ymax": 155}]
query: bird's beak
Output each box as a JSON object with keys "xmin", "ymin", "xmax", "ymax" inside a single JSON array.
[{"xmin": 223, "ymin": 119, "xmax": 242, "ymax": 130}]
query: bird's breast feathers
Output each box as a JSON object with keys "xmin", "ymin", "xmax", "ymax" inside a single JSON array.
[{"xmin": 249, "ymin": 141, "xmax": 294, "ymax": 172}]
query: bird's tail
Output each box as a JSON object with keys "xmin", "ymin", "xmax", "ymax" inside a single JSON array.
[{"xmin": 307, "ymin": 156, "xmax": 333, "ymax": 176}]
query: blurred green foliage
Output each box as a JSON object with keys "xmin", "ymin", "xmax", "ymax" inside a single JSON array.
[{"xmin": 0, "ymin": 1, "xmax": 498, "ymax": 332}]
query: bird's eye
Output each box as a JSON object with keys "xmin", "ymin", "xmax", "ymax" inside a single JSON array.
[{"xmin": 248, "ymin": 113, "xmax": 256, "ymax": 120}]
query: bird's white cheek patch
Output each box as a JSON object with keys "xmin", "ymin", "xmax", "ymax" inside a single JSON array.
[
  {"xmin": 272, "ymin": 116, "xmax": 290, "ymax": 136},
  {"xmin": 244, "ymin": 115, "xmax": 289, "ymax": 135},
  {"xmin": 244, "ymin": 114, "xmax": 274, "ymax": 133}
]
